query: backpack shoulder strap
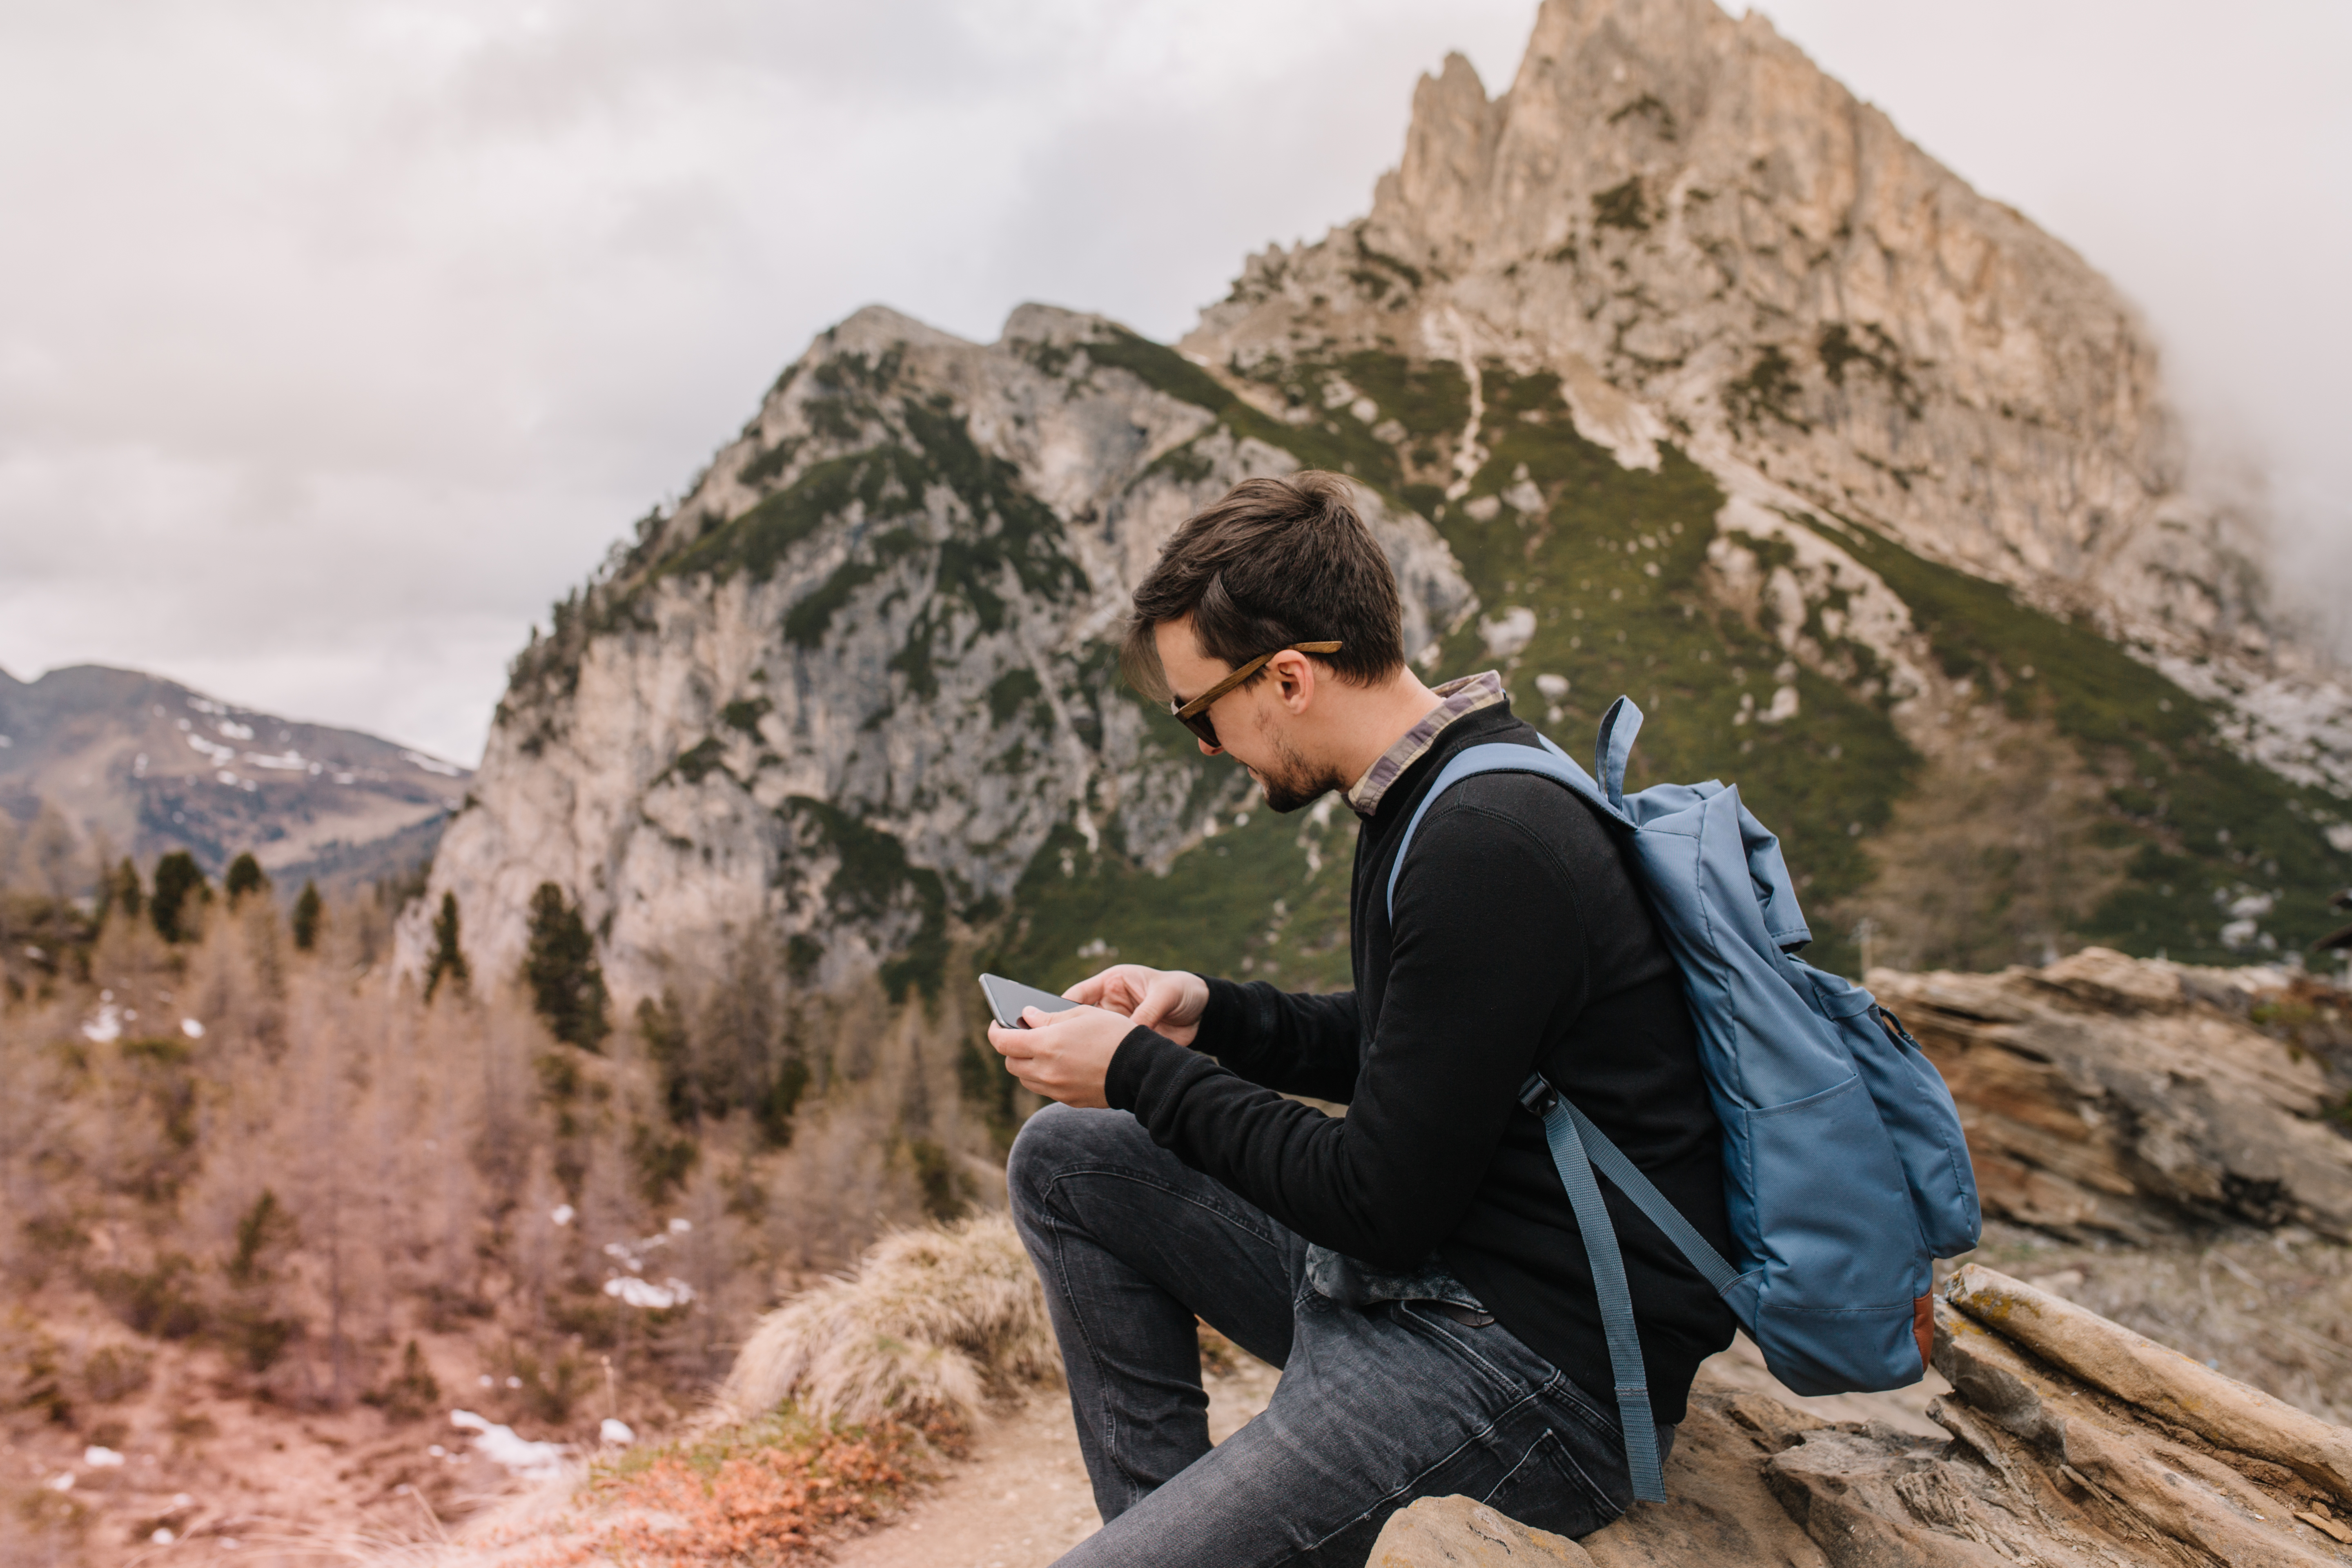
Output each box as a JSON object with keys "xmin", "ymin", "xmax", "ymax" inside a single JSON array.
[
  {"xmin": 1520, "ymin": 1072, "xmax": 1744, "ymax": 1504},
  {"xmin": 1384, "ymin": 736, "xmax": 1617, "ymax": 922}
]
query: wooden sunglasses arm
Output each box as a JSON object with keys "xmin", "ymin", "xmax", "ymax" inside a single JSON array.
[{"xmin": 1172, "ymin": 641, "xmax": 1343, "ymax": 718}]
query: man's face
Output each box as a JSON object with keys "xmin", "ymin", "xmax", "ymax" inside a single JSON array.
[{"xmin": 1153, "ymin": 617, "xmax": 1342, "ymax": 813}]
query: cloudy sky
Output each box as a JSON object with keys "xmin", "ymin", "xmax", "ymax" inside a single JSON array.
[{"xmin": 2, "ymin": 0, "xmax": 2345, "ymax": 764}]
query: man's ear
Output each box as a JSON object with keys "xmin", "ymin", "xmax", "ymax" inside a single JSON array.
[{"xmin": 1271, "ymin": 649, "xmax": 1317, "ymax": 713}]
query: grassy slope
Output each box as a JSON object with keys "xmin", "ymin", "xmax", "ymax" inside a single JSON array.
[
  {"xmin": 621, "ymin": 327, "xmax": 2347, "ymax": 1086},
  {"xmin": 1820, "ymin": 515, "xmax": 2352, "ymax": 961},
  {"xmin": 989, "ymin": 334, "xmax": 2351, "ymax": 998},
  {"xmin": 991, "ymin": 340, "xmax": 1918, "ymax": 984}
]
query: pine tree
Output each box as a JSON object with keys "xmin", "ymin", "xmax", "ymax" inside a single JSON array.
[
  {"xmin": 150, "ymin": 852, "xmax": 206, "ymax": 943},
  {"xmin": 523, "ymin": 882, "xmax": 608, "ymax": 1051},
  {"xmin": 104, "ymin": 858, "xmax": 143, "ymax": 924},
  {"xmin": 224, "ymin": 852, "xmax": 268, "ymax": 904},
  {"xmin": 291, "ymin": 880, "xmax": 323, "ymax": 951},
  {"xmin": 424, "ymin": 891, "xmax": 470, "ymax": 1002}
]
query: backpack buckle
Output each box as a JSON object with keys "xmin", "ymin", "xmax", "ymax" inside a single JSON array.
[{"xmin": 1518, "ymin": 1074, "xmax": 1559, "ymax": 1117}]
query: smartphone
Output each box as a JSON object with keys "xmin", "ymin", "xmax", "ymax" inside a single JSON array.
[{"xmin": 980, "ymin": 973, "xmax": 1080, "ymax": 1029}]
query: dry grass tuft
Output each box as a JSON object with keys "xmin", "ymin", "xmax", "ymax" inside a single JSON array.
[
  {"xmin": 530, "ymin": 1411, "xmax": 926, "ymax": 1568},
  {"xmin": 716, "ymin": 1213, "xmax": 1059, "ymax": 1432}
]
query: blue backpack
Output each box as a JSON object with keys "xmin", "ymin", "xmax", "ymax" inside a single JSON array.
[{"xmin": 1387, "ymin": 697, "xmax": 1980, "ymax": 1501}]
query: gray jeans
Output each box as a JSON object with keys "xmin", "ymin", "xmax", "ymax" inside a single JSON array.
[{"xmin": 1007, "ymin": 1103, "xmax": 1671, "ymax": 1566}]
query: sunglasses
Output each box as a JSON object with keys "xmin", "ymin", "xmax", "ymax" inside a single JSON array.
[{"xmin": 1168, "ymin": 641, "xmax": 1342, "ymax": 749}]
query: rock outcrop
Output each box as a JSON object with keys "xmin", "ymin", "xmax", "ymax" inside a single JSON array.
[
  {"xmin": 1379, "ymin": 1266, "xmax": 2352, "ymax": 1566},
  {"xmin": 1879, "ymin": 947, "xmax": 2352, "ymax": 1242}
]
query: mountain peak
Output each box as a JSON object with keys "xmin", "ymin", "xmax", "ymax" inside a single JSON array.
[{"xmin": 1193, "ymin": 0, "xmax": 2267, "ymax": 691}]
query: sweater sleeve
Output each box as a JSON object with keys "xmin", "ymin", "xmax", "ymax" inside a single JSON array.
[
  {"xmin": 1189, "ymin": 977, "xmax": 1363, "ymax": 1102},
  {"xmin": 1105, "ymin": 795, "xmax": 1590, "ymax": 1268}
]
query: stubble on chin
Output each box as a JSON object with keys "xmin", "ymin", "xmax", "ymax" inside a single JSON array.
[{"xmin": 1257, "ymin": 734, "xmax": 1344, "ymax": 814}]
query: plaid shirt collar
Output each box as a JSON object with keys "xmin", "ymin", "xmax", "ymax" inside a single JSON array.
[{"xmin": 1343, "ymin": 671, "xmax": 1507, "ymax": 820}]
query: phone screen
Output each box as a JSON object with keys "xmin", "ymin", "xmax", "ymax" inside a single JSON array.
[{"xmin": 980, "ymin": 973, "xmax": 1080, "ymax": 1029}]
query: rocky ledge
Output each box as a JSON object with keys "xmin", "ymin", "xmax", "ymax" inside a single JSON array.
[{"xmin": 1379, "ymin": 1263, "xmax": 2352, "ymax": 1566}]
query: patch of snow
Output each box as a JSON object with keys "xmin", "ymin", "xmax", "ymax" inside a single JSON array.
[
  {"xmin": 2150, "ymin": 654, "xmax": 2352, "ymax": 797},
  {"xmin": 1501, "ymin": 479, "xmax": 1546, "ymax": 514},
  {"xmin": 185, "ymin": 733, "xmax": 234, "ymax": 763},
  {"xmin": 667, "ymin": 1217, "xmax": 692, "ymax": 1234},
  {"xmin": 448, "ymin": 1410, "xmax": 568, "ymax": 1481},
  {"xmin": 242, "ymin": 751, "xmax": 307, "ymax": 771},
  {"xmin": 1479, "ymin": 606, "xmax": 1537, "ymax": 659},
  {"xmin": 151, "ymin": 1529, "xmax": 175, "ymax": 1545},
  {"xmin": 82, "ymin": 1004, "xmax": 123, "ymax": 1044},
  {"xmin": 0, "ymin": 735, "xmax": 10, "ymax": 748},
  {"xmin": 1758, "ymin": 686, "xmax": 1801, "ymax": 724},
  {"xmin": 2223, "ymin": 891, "xmax": 2276, "ymax": 920},
  {"xmin": 1535, "ymin": 673, "xmax": 1570, "ymax": 701},
  {"xmin": 599, "ymin": 1419, "xmax": 635, "ymax": 1446},
  {"xmin": 1462, "ymin": 495, "xmax": 1502, "ymax": 523},
  {"xmin": 180, "ymin": 1018, "xmax": 205, "ymax": 1039},
  {"xmin": 216, "ymin": 719, "xmax": 254, "ymax": 740},
  {"xmin": 401, "ymin": 748, "xmax": 466, "ymax": 777},
  {"xmin": 84, "ymin": 1446, "xmax": 125, "ymax": 1467},
  {"xmin": 216, "ymin": 770, "xmax": 238, "ymax": 786},
  {"xmin": 2329, "ymin": 824, "xmax": 2352, "ymax": 854},
  {"xmin": 550, "ymin": 1203, "xmax": 575, "ymax": 1227},
  {"xmin": 2221, "ymin": 918, "xmax": 2261, "ymax": 950},
  {"xmin": 45, "ymin": 1472, "xmax": 73, "ymax": 1492},
  {"xmin": 604, "ymin": 1276, "xmax": 695, "ymax": 1310}
]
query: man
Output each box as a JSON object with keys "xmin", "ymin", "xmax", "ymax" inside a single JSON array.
[{"xmin": 989, "ymin": 472, "xmax": 1735, "ymax": 1566}]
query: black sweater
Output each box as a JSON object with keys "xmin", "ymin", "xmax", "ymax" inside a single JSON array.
[{"xmin": 1104, "ymin": 701, "xmax": 1738, "ymax": 1424}]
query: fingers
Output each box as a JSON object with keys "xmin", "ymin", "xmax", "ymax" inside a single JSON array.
[
  {"xmin": 1129, "ymin": 978, "xmax": 1176, "ymax": 1031},
  {"xmin": 1069, "ymin": 965, "xmax": 1138, "ymax": 1013}
]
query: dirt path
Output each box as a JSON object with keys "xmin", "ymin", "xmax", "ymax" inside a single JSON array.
[{"xmin": 829, "ymin": 1359, "xmax": 1280, "ymax": 1568}]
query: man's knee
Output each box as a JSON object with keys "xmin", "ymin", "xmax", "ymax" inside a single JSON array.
[{"xmin": 1007, "ymin": 1103, "xmax": 1149, "ymax": 1221}]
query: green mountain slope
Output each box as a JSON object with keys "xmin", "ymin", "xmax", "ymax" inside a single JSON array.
[{"xmin": 986, "ymin": 334, "xmax": 2350, "ymax": 1000}]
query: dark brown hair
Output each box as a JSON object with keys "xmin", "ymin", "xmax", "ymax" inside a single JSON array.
[{"xmin": 1120, "ymin": 472, "xmax": 1405, "ymax": 702}]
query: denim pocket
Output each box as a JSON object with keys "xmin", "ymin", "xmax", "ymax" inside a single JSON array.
[
  {"xmin": 1480, "ymin": 1423, "xmax": 1624, "ymax": 1535},
  {"xmin": 1393, "ymin": 1300, "xmax": 1553, "ymax": 1404}
]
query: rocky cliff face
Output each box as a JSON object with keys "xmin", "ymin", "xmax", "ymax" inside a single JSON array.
[
  {"xmin": 1197, "ymin": 0, "xmax": 2272, "ymax": 669},
  {"xmin": 409, "ymin": 0, "xmax": 2352, "ymax": 1051},
  {"xmin": 420, "ymin": 305, "xmax": 1471, "ymax": 1004}
]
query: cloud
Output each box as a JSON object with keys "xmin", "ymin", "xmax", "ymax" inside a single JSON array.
[{"xmin": 0, "ymin": 0, "xmax": 2344, "ymax": 762}]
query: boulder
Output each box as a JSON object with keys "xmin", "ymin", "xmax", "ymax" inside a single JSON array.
[
  {"xmin": 1388, "ymin": 1265, "xmax": 2352, "ymax": 1565},
  {"xmin": 1873, "ymin": 948, "xmax": 2352, "ymax": 1241},
  {"xmin": 1369, "ymin": 1494, "xmax": 1595, "ymax": 1566}
]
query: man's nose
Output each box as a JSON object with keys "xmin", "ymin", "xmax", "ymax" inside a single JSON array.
[{"xmin": 1196, "ymin": 738, "xmax": 1222, "ymax": 757}]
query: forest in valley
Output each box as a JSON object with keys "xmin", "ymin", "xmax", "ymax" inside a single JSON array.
[{"xmin": 0, "ymin": 817, "xmax": 992, "ymax": 1560}]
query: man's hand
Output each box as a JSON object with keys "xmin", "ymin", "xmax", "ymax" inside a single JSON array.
[
  {"xmin": 988, "ymin": 1004, "xmax": 1135, "ymax": 1109},
  {"xmin": 1062, "ymin": 963, "xmax": 1208, "ymax": 1047},
  {"xmin": 985, "ymin": 964, "xmax": 1209, "ymax": 1108}
]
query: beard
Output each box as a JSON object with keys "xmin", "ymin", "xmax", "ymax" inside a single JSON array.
[{"xmin": 1253, "ymin": 729, "xmax": 1346, "ymax": 814}]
